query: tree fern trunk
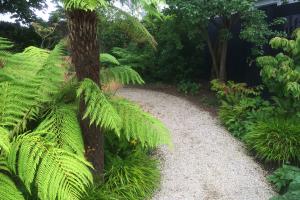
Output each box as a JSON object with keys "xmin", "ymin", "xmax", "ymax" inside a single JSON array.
[{"xmin": 67, "ymin": 10, "xmax": 104, "ymax": 179}]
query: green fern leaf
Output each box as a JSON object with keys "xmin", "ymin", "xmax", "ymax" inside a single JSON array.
[
  {"xmin": 0, "ymin": 127, "xmax": 10, "ymax": 154},
  {"xmin": 110, "ymin": 97, "xmax": 171, "ymax": 148},
  {"xmin": 100, "ymin": 53, "xmax": 120, "ymax": 65},
  {"xmin": 100, "ymin": 66, "xmax": 144, "ymax": 85},
  {"xmin": 37, "ymin": 104, "xmax": 84, "ymax": 156},
  {"xmin": 7, "ymin": 132, "xmax": 93, "ymax": 200},
  {"xmin": 77, "ymin": 79, "xmax": 121, "ymax": 133},
  {"xmin": 0, "ymin": 173, "xmax": 25, "ymax": 200}
]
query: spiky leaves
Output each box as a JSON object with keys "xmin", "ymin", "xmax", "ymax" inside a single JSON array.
[
  {"xmin": 0, "ymin": 174, "xmax": 25, "ymax": 200},
  {"xmin": 77, "ymin": 78, "xmax": 171, "ymax": 148},
  {"xmin": 6, "ymin": 132, "xmax": 93, "ymax": 200}
]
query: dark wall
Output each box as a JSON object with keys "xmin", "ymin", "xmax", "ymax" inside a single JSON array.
[{"xmin": 226, "ymin": 2, "xmax": 300, "ymax": 86}]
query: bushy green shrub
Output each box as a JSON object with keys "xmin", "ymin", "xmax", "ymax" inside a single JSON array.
[
  {"xmin": 85, "ymin": 148, "xmax": 160, "ymax": 200},
  {"xmin": 177, "ymin": 80, "xmax": 201, "ymax": 95},
  {"xmin": 210, "ymin": 79, "xmax": 262, "ymax": 105},
  {"xmin": 211, "ymin": 79, "xmax": 266, "ymax": 138},
  {"xmin": 268, "ymin": 165, "xmax": 300, "ymax": 200},
  {"xmin": 218, "ymin": 97, "xmax": 268, "ymax": 138},
  {"xmin": 244, "ymin": 117, "xmax": 300, "ymax": 163}
]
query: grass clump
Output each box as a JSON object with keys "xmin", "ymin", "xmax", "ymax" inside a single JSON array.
[{"xmin": 244, "ymin": 117, "xmax": 300, "ymax": 163}]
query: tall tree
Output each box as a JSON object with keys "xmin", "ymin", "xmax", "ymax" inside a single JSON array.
[
  {"xmin": 0, "ymin": 0, "xmax": 47, "ymax": 23},
  {"xmin": 166, "ymin": 0, "xmax": 284, "ymax": 81},
  {"xmin": 63, "ymin": 0, "xmax": 162, "ymax": 179}
]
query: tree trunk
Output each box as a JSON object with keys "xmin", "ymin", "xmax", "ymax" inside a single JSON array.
[
  {"xmin": 219, "ymin": 40, "xmax": 228, "ymax": 82},
  {"xmin": 207, "ymin": 36, "xmax": 219, "ymax": 79},
  {"xmin": 67, "ymin": 10, "xmax": 104, "ymax": 179}
]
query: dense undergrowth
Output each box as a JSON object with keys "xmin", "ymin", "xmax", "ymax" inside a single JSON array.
[
  {"xmin": 211, "ymin": 31, "xmax": 300, "ymax": 200},
  {"xmin": 0, "ymin": 38, "xmax": 170, "ymax": 200}
]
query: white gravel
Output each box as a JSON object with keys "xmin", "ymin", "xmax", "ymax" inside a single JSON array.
[{"xmin": 118, "ymin": 88, "xmax": 275, "ymax": 200}]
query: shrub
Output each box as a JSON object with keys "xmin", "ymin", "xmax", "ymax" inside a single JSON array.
[
  {"xmin": 218, "ymin": 97, "xmax": 266, "ymax": 138},
  {"xmin": 210, "ymin": 79, "xmax": 262, "ymax": 105},
  {"xmin": 85, "ymin": 150, "xmax": 160, "ymax": 200},
  {"xmin": 244, "ymin": 117, "xmax": 300, "ymax": 163},
  {"xmin": 268, "ymin": 165, "xmax": 300, "ymax": 200},
  {"xmin": 177, "ymin": 80, "xmax": 201, "ymax": 95}
]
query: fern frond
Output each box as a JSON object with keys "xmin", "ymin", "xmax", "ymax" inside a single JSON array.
[
  {"xmin": 0, "ymin": 43, "xmax": 65, "ymax": 134},
  {"xmin": 37, "ymin": 104, "xmax": 84, "ymax": 156},
  {"xmin": 100, "ymin": 53, "xmax": 120, "ymax": 66},
  {"xmin": 0, "ymin": 127, "xmax": 10, "ymax": 154},
  {"xmin": 0, "ymin": 173, "xmax": 25, "ymax": 200},
  {"xmin": 100, "ymin": 66, "xmax": 144, "ymax": 85},
  {"xmin": 64, "ymin": 0, "xmax": 107, "ymax": 11},
  {"xmin": 110, "ymin": 98, "xmax": 171, "ymax": 148},
  {"xmin": 77, "ymin": 79, "xmax": 121, "ymax": 133},
  {"xmin": 7, "ymin": 132, "xmax": 93, "ymax": 200},
  {"xmin": 107, "ymin": 5, "xmax": 157, "ymax": 49}
]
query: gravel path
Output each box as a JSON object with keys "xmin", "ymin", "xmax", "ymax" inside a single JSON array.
[{"xmin": 118, "ymin": 88, "xmax": 275, "ymax": 200}]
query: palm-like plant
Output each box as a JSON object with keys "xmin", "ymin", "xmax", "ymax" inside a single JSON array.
[
  {"xmin": 0, "ymin": 38, "xmax": 170, "ymax": 199},
  {"xmin": 63, "ymin": 0, "xmax": 163, "ymax": 177}
]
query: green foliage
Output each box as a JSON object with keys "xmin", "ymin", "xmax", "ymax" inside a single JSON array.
[
  {"xmin": 166, "ymin": 0, "xmax": 284, "ymax": 80},
  {"xmin": 0, "ymin": 36, "xmax": 169, "ymax": 199},
  {"xmin": 244, "ymin": 117, "xmax": 300, "ymax": 163},
  {"xmin": 218, "ymin": 97, "xmax": 268, "ymax": 138},
  {"xmin": 7, "ymin": 132, "xmax": 93, "ymax": 200},
  {"xmin": 101, "ymin": 66, "xmax": 145, "ymax": 85},
  {"xmin": 210, "ymin": 79, "xmax": 262, "ymax": 105},
  {"xmin": 110, "ymin": 98, "xmax": 171, "ymax": 148},
  {"xmin": 77, "ymin": 78, "xmax": 122, "ymax": 133},
  {"xmin": 268, "ymin": 165, "xmax": 300, "ymax": 200},
  {"xmin": 100, "ymin": 53, "xmax": 120, "ymax": 65},
  {"xmin": 86, "ymin": 149, "xmax": 160, "ymax": 200},
  {"xmin": 0, "ymin": 43, "xmax": 65, "ymax": 135},
  {"xmin": 64, "ymin": 0, "xmax": 107, "ymax": 11},
  {"xmin": 0, "ymin": 0, "xmax": 46, "ymax": 23},
  {"xmin": 36, "ymin": 104, "xmax": 85, "ymax": 156},
  {"xmin": 0, "ymin": 173, "xmax": 25, "ymax": 200},
  {"xmin": 177, "ymin": 80, "xmax": 200, "ymax": 95},
  {"xmin": 257, "ymin": 31, "xmax": 300, "ymax": 103}
]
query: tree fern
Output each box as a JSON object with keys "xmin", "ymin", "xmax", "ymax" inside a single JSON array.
[
  {"xmin": 77, "ymin": 79, "xmax": 122, "ymax": 133},
  {"xmin": 6, "ymin": 132, "xmax": 93, "ymax": 200},
  {"xmin": 110, "ymin": 97, "xmax": 171, "ymax": 148},
  {"xmin": 0, "ymin": 173, "xmax": 25, "ymax": 200},
  {"xmin": 100, "ymin": 66, "xmax": 144, "ymax": 85}
]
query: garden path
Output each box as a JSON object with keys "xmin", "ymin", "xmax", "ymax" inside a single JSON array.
[{"xmin": 118, "ymin": 88, "xmax": 275, "ymax": 200}]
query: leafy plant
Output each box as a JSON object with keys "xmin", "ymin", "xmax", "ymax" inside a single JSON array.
[
  {"xmin": 268, "ymin": 165, "xmax": 300, "ymax": 200},
  {"xmin": 244, "ymin": 117, "xmax": 300, "ymax": 163},
  {"xmin": 0, "ymin": 38, "xmax": 170, "ymax": 199},
  {"xmin": 177, "ymin": 80, "xmax": 200, "ymax": 95},
  {"xmin": 85, "ymin": 149, "xmax": 160, "ymax": 200},
  {"xmin": 211, "ymin": 79, "xmax": 262, "ymax": 105},
  {"xmin": 257, "ymin": 29, "xmax": 300, "ymax": 116},
  {"xmin": 218, "ymin": 97, "xmax": 267, "ymax": 138}
]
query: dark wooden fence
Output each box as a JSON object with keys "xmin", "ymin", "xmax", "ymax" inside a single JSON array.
[{"xmin": 225, "ymin": 2, "xmax": 300, "ymax": 86}]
